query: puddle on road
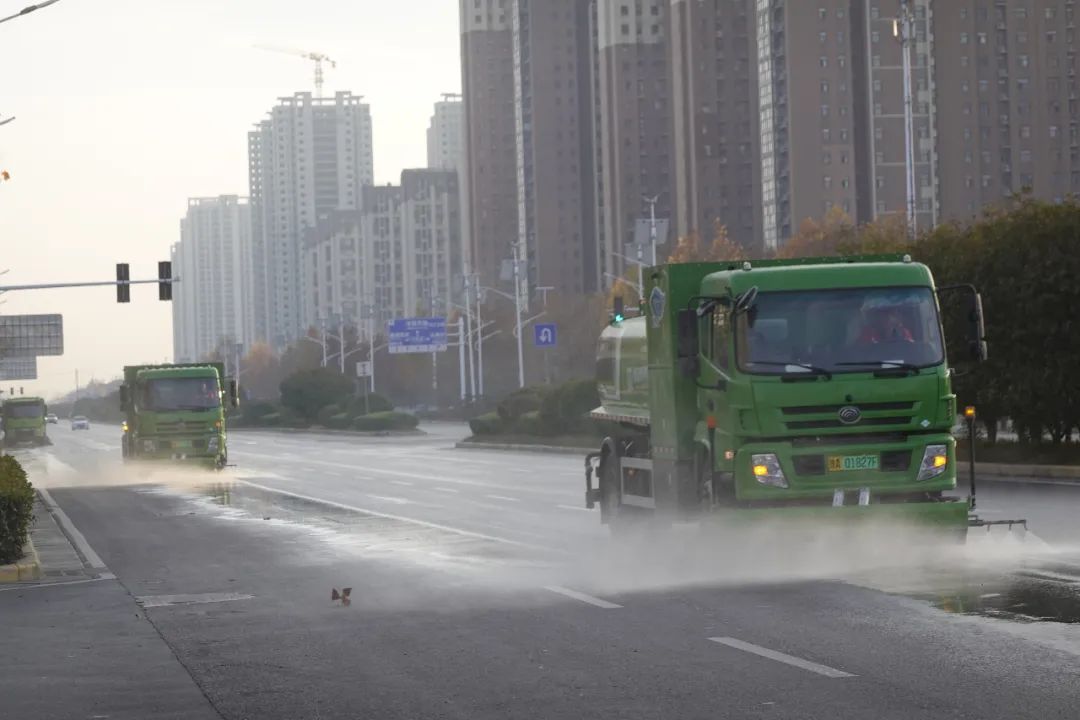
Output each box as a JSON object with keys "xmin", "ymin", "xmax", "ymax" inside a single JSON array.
[{"xmin": 922, "ymin": 577, "xmax": 1080, "ymax": 624}]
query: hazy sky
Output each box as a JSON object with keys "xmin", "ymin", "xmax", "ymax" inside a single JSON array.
[{"xmin": 1, "ymin": 0, "xmax": 460, "ymax": 399}]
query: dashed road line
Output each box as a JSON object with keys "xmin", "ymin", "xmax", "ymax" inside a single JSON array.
[
  {"xmin": 486, "ymin": 494, "xmax": 520, "ymax": 503},
  {"xmin": 543, "ymin": 585, "xmax": 622, "ymax": 609},
  {"xmin": 708, "ymin": 637, "xmax": 855, "ymax": 679},
  {"xmin": 390, "ymin": 480, "xmax": 414, "ymax": 487},
  {"xmin": 557, "ymin": 504, "xmax": 592, "ymax": 513},
  {"xmin": 366, "ymin": 494, "xmax": 414, "ymax": 506},
  {"xmin": 433, "ymin": 487, "xmax": 460, "ymax": 494}
]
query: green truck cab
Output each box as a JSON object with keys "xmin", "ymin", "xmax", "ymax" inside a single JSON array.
[
  {"xmin": 120, "ymin": 363, "xmax": 238, "ymax": 469},
  {"xmin": 2, "ymin": 396, "xmax": 50, "ymax": 447},
  {"xmin": 586, "ymin": 256, "xmax": 990, "ymax": 536}
]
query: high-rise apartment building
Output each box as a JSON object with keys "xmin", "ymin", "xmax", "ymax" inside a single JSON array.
[
  {"xmin": 303, "ymin": 171, "xmax": 463, "ymax": 338},
  {"xmin": 171, "ymin": 196, "xmax": 252, "ymax": 363},
  {"xmin": 511, "ymin": 0, "xmax": 600, "ymax": 294},
  {"xmin": 934, "ymin": 0, "xmax": 1080, "ymax": 221},
  {"xmin": 595, "ymin": 0, "xmax": 672, "ymax": 280},
  {"xmin": 460, "ymin": 0, "xmax": 519, "ymax": 290},
  {"xmin": 670, "ymin": 0, "xmax": 762, "ymax": 250},
  {"xmin": 427, "ymin": 96, "xmax": 465, "ymax": 171},
  {"xmin": 247, "ymin": 91, "xmax": 373, "ymax": 346}
]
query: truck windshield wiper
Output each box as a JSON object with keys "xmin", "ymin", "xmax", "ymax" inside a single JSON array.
[
  {"xmin": 835, "ymin": 360, "xmax": 920, "ymax": 376},
  {"xmin": 747, "ymin": 361, "xmax": 833, "ymax": 380}
]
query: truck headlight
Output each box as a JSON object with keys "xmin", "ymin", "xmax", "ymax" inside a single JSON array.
[
  {"xmin": 207, "ymin": 436, "xmax": 219, "ymax": 452},
  {"xmin": 751, "ymin": 453, "xmax": 788, "ymax": 489},
  {"xmin": 142, "ymin": 439, "xmax": 157, "ymax": 453},
  {"xmin": 917, "ymin": 444, "xmax": 948, "ymax": 481}
]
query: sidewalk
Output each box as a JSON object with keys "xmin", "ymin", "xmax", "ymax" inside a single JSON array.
[{"xmin": 0, "ymin": 491, "xmax": 219, "ymax": 719}]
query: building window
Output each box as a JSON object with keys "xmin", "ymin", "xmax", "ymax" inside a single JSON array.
[
  {"xmin": 819, "ymin": 56, "xmax": 828, "ymax": 68},
  {"xmin": 961, "ymin": 33, "xmax": 969, "ymax": 45},
  {"xmin": 821, "ymin": 81, "xmax": 830, "ymax": 94},
  {"xmin": 819, "ymin": 7, "xmax": 827, "ymax": 20},
  {"xmin": 838, "ymin": 55, "xmax": 847, "ymax": 69},
  {"xmin": 1020, "ymin": 55, "xmax": 1030, "ymax": 67},
  {"xmin": 820, "ymin": 31, "xmax": 827, "ymax": 43},
  {"xmin": 823, "ymin": 176, "xmax": 832, "ymax": 189},
  {"xmin": 1050, "ymin": 125, "xmax": 1059, "ymax": 138},
  {"xmin": 823, "ymin": 128, "xmax": 831, "ymax": 142}
]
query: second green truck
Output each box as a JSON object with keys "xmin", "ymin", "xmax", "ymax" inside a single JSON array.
[
  {"xmin": 586, "ymin": 255, "xmax": 1003, "ymax": 536},
  {"xmin": 120, "ymin": 363, "xmax": 238, "ymax": 469}
]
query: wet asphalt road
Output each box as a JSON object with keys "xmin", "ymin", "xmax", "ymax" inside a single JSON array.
[{"xmin": 6, "ymin": 422, "xmax": 1080, "ymax": 719}]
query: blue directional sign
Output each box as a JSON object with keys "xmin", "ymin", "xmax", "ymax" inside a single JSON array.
[
  {"xmin": 534, "ymin": 323, "xmax": 557, "ymax": 348},
  {"xmin": 388, "ymin": 317, "xmax": 448, "ymax": 354}
]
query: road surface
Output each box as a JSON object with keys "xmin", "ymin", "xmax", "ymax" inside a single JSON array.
[{"xmin": 4, "ymin": 421, "xmax": 1080, "ymax": 719}]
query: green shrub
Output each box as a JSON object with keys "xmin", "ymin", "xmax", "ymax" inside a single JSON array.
[
  {"xmin": 346, "ymin": 393, "xmax": 393, "ymax": 416},
  {"xmin": 280, "ymin": 368, "xmax": 354, "ymax": 421},
  {"xmin": 469, "ymin": 412, "xmax": 503, "ymax": 436},
  {"xmin": 539, "ymin": 379, "xmax": 600, "ymax": 434},
  {"xmin": 496, "ymin": 387, "xmax": 548, "ymax": 422},
  {"xmin": 326, "ymin": 412, "xmax": 353, "ymax": 430},
  {"xmin": 515, "ymin": 410, "xmax": 545, "ymax": 436},
  {"xmin": 0, "ymin": 455, "xmax": 34, "ymax": 565},
  {"xmin": 317, "ymin": 403, "xmax": 345, "ymax": 427},
  {"xmin": 352, "ymin": 411, "xmax": 419, "ymax": 432}
]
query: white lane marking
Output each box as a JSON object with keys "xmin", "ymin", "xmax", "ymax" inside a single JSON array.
[
  {"xmin": 390, "ymin": 480, "xmax": 414, "ymax": 487},
  {"xmin": 708, "ymin": 637, "xmax": 855, "ymax": 678},
  {"xmin": 980, "ymin": 593, "xmax": 1002, "ymax": 599},
  {"xmin": 37, "ymin": 488, "xmax": 108, "ymax": 570},
  {"xmin": 236, "ymin": 479, "xmax": 561, "ymax": 553},
  {"xmin": 557, "ymin": 504, "xmax": 592, "ymax": 513},
  {"xmin": 433, "ymin": 487, "xmax": 460, "ymax": 494},
  {"xmin": 486, "ymin": 494, "xmax": 520, "ymax": 503},
  {"xmin": 543, "ymin": 585, "xmax": 622, "ymax": 609},
  {"xmin": 137, "ymin": 592, "xmax": 255, "ymax": 609},
  {"xmin": 366, "ymin": 494, "xmax": 414, "ymax": 506},
  {"xmin": 1018, "ymin": 569, "xmax": 1080, "ymax": 584}
]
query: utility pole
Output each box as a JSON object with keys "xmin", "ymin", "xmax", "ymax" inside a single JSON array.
[
  {"xmin": 474, "ymin": 276, "xmax": 485, "ymax": 399},
  {"xmin": 644, "ymin": 194, "xmax": 660, "ymax": 266},
  {"xmin": 462, "ymin": 269, "xmax": 477, "ymax": 401},
  {"xmin": 894, "ymin": 1, "xmax": 918, "ymax": 238},
  {"xmin": 337, "ymin": 307, "xmax": 345, "ymax": 376},
  {"xmin": 512, "ymin": 242, "xmax": 525, "ymax": 389}
]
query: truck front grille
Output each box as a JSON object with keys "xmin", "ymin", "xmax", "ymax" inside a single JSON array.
[
  {"xmin": 155, "ymin": 421, "xmax": 210, "ymax": 434},
  {"xmin": 781, "ymin": 401, "xmax": 915, "ymax": 416},
  {"xmin": 791, "ymin": 449, "xmax": 913, "ymax": 477},
  {"xmin": 786, "ymin": 416, "xmax": 913, "ymax": 431}
]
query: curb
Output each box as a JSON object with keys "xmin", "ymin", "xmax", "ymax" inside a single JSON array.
[
  {"xmin": 455, "ymin": 441, "xmax": 589, "ymax": 456},
  {"xmin": 232, "ymin": 427, "xmax": 427, "ymax": 439},
  {"xmin": 0, "ymin": 536, "xmax": 41, "ymax": 584},
  {"xmin": 977, "ymin": 462, "xmax": 1080, "ymax": 481}
]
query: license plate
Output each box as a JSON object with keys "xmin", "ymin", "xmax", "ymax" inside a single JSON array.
[
  {"xmin": 827, "ymin": 454, "xmax": 879, "ymax": 472},
  {"xmin": 173, "ymin": 440, "xmax": 192, "ymax": 449}
]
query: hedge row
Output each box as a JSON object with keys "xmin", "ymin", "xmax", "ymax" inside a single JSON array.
[
  {"xmin": 0, "ymin": 455, "xmax": 34, "ymax": 565},
  {"xmin": 471, "ymin": 379, "xmax": 603, "ymax": 438},
  {"xmin": 235, "ymin": 396, "xmax": 417, "ymax": 433}
]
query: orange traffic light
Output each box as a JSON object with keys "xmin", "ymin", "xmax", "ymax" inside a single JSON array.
[{"xmin": 964, "ymin": 406, "xmax": 976, "ymax": 419}]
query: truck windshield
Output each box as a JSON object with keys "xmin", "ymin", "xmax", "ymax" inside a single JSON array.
[
  {"xmin": 3, "ymin": 403, "xmax": 44, "ymax": 419},
  {"xmin": 140, "ymin": 378, "xmax": 221, "ymax": 412},
  {"xmin": 735, "ymin": 286, "xmax": 945, "ymax": 375}
]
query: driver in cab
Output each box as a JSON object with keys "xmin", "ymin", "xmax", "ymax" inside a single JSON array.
[{"xmin": 858, "ymin": 308, "xmax": 914, "ymax": 344}]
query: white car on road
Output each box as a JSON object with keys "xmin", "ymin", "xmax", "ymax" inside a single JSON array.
[{"xmin": 70, "ymin": 416, "xmax": 90, "ymax": 430}]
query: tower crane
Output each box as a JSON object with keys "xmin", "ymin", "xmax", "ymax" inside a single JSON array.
[{"xmin": 255, "ymin": 44, "xmax": 337, "ymax": 97}]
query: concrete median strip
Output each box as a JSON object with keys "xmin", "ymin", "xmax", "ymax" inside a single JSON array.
[{"xmin": 708, "ymin": 637, "xmax": 855, "ymax": 678}]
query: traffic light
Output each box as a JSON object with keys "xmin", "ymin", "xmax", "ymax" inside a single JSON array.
[
  {"xmin": 158, "ymin": 261, "xmax": 172, "ymax": 301},
  {"xmin": 116, "ymin": 263, "xmax": 130, "ymax": 303}
]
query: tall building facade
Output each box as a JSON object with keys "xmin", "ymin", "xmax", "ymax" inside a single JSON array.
[
  {"xmin": 670, "ymin": 0, "xmax": 762, "ymax": 251},
  {"xmin": 427, "ymin": 96, "xmax": 465, "ymax": 171},
  {"xmin": 171, "ymin": 196, "xmax": 252, "ymax": 363},
  {"xmin": 247, "ymin": 91, "xmax": 373, "ymax": 347},
  {"xmin": 934, "ymin": 0, "xmax": 1080, "ymax": 221},
  {"xmin": 511, "ymin": 0, "xmax": 600, "ymax": 295},
  {"xmin": 595, "ymin": 0, "xmax": 672, "ymax": 280},
  {"xmin": 460, "ymin": 0, "xmax": 519, "ymax": 290},
  {"xmin": 303, "ymin": 171, "xmax": 463, "ymax": 339}
]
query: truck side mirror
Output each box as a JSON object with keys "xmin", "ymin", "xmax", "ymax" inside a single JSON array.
[
  {"xmin": 229, "ymin": 380, "xmax": 239, "ymax": 408},
  {"xmin": 676, "ymin": 308, "xmax": 700, "ymax": 378},
  {"xmin": 119, "ymin": 385, "xmax": 129, "ymax": 408},
  {"xmin": 968, "ymin": 292, "xmax": 988, "ymax": 362}
]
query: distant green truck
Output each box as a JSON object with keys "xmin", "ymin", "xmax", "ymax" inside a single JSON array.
[
  {"xmin": 585, "ymin": 255, "xmax": 997, "ymax": 536},
  {"xmin": 120, "ymin": 363, "xmax": 237, "ymax": 469},
  {"xmin": 2, "ymin": 396, "xmax": 50, "ymax": 447}
]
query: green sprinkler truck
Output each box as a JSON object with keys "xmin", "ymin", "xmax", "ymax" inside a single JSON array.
[
  {"xmin": 585, "ymin": 255, "xmax": 1008, "ymax": 537},
  {"xmin": 120, "ymin": 363, "xmax": 238, "ymax": 469},
  {"xmin": 2, "ymin": 396, "xmax": 50, "ymax": 447}
]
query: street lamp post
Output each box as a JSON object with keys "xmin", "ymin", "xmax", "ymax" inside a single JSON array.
[
  {"xmin": 643, "ymin": 194, "xmax": 661, "ymax": 266},
  {"xmin": 512, "ymin": 243, "xmax": 525, "ymax": 388},
  {"xmin": 893, "ymin": 1, "xmax": 918, "ymax": 237}
]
